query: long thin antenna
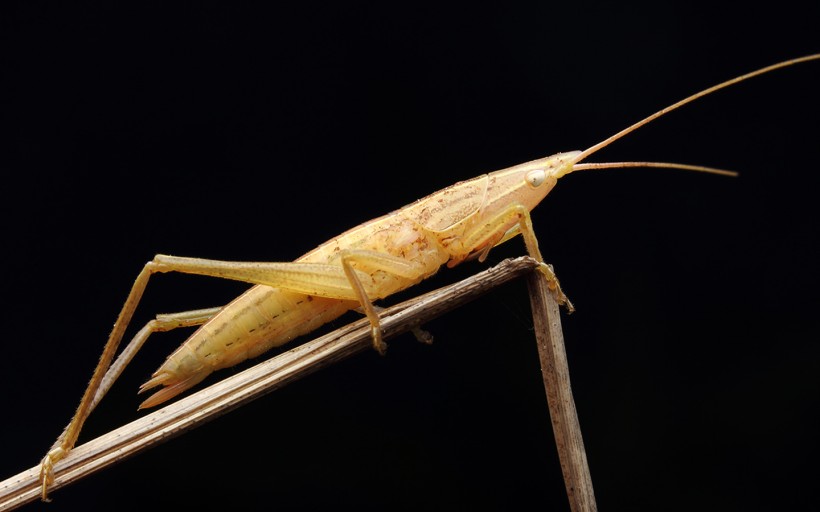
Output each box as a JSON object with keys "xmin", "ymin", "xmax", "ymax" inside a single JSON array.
[
  {"xmin": 573, "ymin": 54, "xmax": 820, "ymax": 164},
  {"xmin": 573, "ymin": 161, "xmax": 738, "ymax": 177}
]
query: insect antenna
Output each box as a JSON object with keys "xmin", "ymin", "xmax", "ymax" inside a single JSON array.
[
  {"xmin": 566, "ymin": 54, "xmax": 820, "ymax": 173},
  {"xmin": 573, "ymin": 161, "xmax": 738, "ymax": 177}
]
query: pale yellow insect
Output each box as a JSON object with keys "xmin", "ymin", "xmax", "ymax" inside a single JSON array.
[{"xmin": 38, "ymin": 54, "xmax": 820, "ymax": 500}]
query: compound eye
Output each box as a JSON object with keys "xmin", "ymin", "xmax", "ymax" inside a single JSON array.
[{"xmin": 526, "ymin": 169, "xmax": 546, "ymax": 188}]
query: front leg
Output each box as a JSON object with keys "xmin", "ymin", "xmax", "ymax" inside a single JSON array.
[{"xmin": 456, "ymin": 202, "xmax": 574, "ymax": 312}]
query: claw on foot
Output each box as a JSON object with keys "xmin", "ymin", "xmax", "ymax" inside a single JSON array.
[
  {"xmin": 40, "ymin": 446, "xmax": 65, "ymax": 502},
  {"xmin": 537, "ymin": 262, "xmax": 575, "ymax": 313},
  {"xmin": 410, "ymin": 326, "xmax": 434, "ymax": 345},
  {"xmin": 371, "ymin": 325, "xmax": 387, "ymax": 355}
]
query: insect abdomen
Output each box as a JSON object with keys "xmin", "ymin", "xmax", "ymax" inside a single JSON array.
[{"xmin": 140, "ymin": 285, "xmax": 355, "ymax": 408}]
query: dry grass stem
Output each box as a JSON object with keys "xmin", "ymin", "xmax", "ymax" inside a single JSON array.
[
  {"xmin": 527, "ymin": 271, "xmax": 597, "ymax": 511},
  {"xmin": 0, "ymin": 256, "xmax": 547, "ymax": 511}
]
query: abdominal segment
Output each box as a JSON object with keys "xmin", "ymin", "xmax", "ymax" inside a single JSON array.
[{"xmin": 139, "ymin": 285, "xmax": 355, "ymax": 408}]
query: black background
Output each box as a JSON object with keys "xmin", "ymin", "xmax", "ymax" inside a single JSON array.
[{"xmin": 4, "ymin": 3, "xmax": 819, "ymax": 511}]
